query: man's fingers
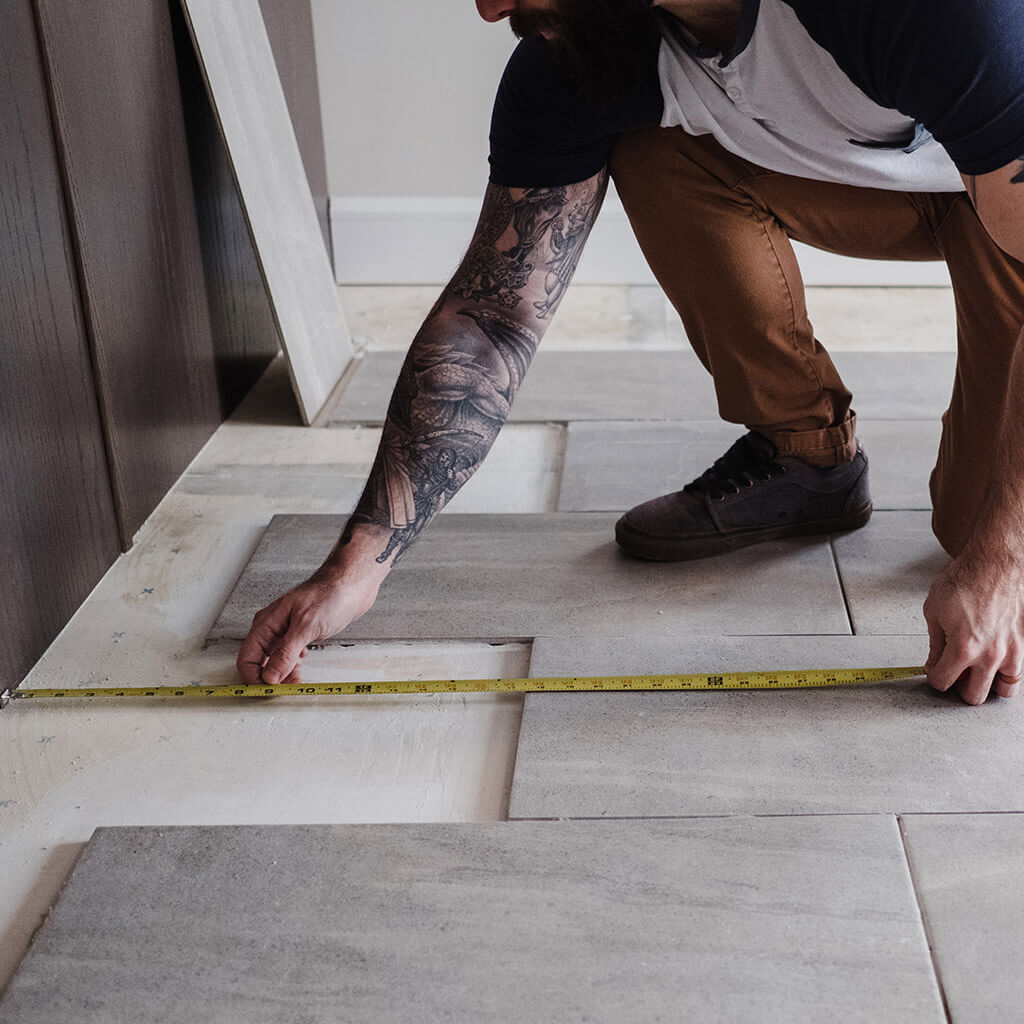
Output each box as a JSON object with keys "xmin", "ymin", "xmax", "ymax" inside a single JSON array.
[
  {"xmin": 925, "ymin": 639, "xmax": 971, "ymax": 692},
  {"xmin": 262, "ymin": 624, "xmax": 314, "ymax": 685},
  {"xmin": 927, "ymin": 638, "xmax": 1021, "ymax": 703},
  {"xmin": 236, "ymin": 611, "xmax": 285, "ymax": 685},
  {"xmin": 954, "ymin": 661, "xmax": 1003, "ymax": 706},
  {"xmin": 993, "ymin": 673, "xmax": 1021, "ymax": 699},
  {"xmin": 993, "ymin": 648, "xmax": 1023, "ymax": 699}
]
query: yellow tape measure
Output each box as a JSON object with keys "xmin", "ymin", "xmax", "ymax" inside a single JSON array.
[{"xmin": 1, "ymin": 666, "xmax": 924, "ymax": 706}]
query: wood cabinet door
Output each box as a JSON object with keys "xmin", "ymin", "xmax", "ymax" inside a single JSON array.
[{"xmin": 1, "ymin": 0, "xmax": 122, "ymax": 691}]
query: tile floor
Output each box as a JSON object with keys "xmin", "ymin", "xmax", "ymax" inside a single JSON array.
[
  {"xmin": 0, "ymin": 821, "xmax": 945, "ymax": 1023},
  {"xmin": 3, "ymin": 285, "xmax": 1017, "ymax": 1023}
]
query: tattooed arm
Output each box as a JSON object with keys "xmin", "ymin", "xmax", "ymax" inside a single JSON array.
[
  {"xmin": 922, "ymin": 160, "xmax": 1024, "ymax": 704},
  {"xmin": 237, "ymin": 171, "xmax": 608, "ymax": 685}
]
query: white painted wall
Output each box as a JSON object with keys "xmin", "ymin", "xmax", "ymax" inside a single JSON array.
[
  {"xmin": 310, "ymin": 0, "xmax": 513, "ymax": 198},
  {"xmin": 310, "ymin": 1, "xmax": 951, "ymax": 287}
]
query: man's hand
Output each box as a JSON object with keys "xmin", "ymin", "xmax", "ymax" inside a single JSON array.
[
  {"xmin": 236, "ymin": 573, "xmax": 382, "ymax": 685},
  {"xmin": 924, "ymin": 554, "xmax": 1024, "ymax": 705},
  {"xmin": 236, "ymin": 527, "xmax": 393, "ymax": 685}
]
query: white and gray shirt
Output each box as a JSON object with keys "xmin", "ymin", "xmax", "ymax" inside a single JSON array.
[
  {"xmin": 488, "ymin": 0, "xmax": 1024, "ymax": 191},
  {"xmin": 656, "ymin": 0, "xmax": 963, "ymax": 192}
]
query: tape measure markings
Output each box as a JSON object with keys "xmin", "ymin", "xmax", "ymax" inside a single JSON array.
[{"xmin": 0, "ymin": 665, "xmax": 925, "ymax": 706}]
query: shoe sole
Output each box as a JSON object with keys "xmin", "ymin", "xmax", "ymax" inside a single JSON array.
[{"xmin": 615, "ymin": 502, "xmax": 873, "ymax": 562}]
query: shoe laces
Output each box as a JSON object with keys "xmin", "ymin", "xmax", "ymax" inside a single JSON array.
[{"xmin": 683, "ymin": 433, "xmax": 787, "ymax": 501}]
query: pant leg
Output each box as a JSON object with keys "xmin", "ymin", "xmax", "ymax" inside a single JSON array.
[
  {"xmin": 927, "ymin": 194, "xmax": 1024, "ymax": 556},
  {"xmin": 608, "ymin": 128, "xmax": 946, "ymax": 467}
]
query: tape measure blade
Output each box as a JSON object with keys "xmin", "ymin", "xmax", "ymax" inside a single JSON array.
[{"xmin": 2, "ymin": 666, "xmax": 926, "ymax": 704}]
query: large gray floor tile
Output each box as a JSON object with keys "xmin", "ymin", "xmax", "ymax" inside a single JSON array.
[
  {"xmin": 856, "ymin": 419, "xmax": 940, "ymax": 509},
  {"xmin": 530, "ymin": 634, "xmax": 929, "ymax": 677},
  {"xmin": 509, "ymin": 636, "xmax": 1024, "ymax": 818},
  {"xmin": 804, "ymin": 287, "xmax": 958, "ymax": 351},
  {"xmin": 209, "ymin": 513, "xmax": 850, "ymax": 642},
  {"xmin": 901, "ymin": 814, "xmax": 1024, "ymax": 1024},
  {"xmin": 832, "ymin": 350, "xmax": 956, "ymax": 419},
  {"xmin": 558, "ymin": 419, "xmax": 939, "ymax": 512},
  {"xmin": 0, "ymin": 821, "xmax": 944, "ymax": 1024},
  {"xmin": 833, "ymin": 511, "xmax": 949, "ymax": 634},
  {"xmin": 327, "ymin": 350, "xmax": 719, "ymax": 425},
  {"xmin": 329, "ymin": 350, "xmax": 955, "ymax": 426},
  {"xmin": 557, "ymin": 420, "xmax": 738, "ymax": 512}
]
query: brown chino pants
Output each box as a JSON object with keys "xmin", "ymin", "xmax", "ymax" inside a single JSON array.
[{"xmin": 608, "ymin": 127, "xmax": 1024, "ymax": 557}]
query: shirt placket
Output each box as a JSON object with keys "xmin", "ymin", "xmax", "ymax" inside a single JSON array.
[{"xmin": 713, "ymin": 55, "xmax": 778, "ymax": 133}]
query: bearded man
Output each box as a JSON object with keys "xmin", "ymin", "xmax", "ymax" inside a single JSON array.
[{"xmin": 239, "ymin": 0, "xmax": 1024, "ymax": 707}]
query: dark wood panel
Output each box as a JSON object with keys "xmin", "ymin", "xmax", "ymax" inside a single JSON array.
[
  {"xmin": 258, "ymin": 0, "xmax": 333, "ymax": 267},
  {"xmin": 1, "ymin": 0, "xmax": 122, "ymax": 690},
  {"xmin": 34, "ymin": 0, "xmax": 222, "ymax": 546},
  {"xmin": 169, "ymin": 0, "xmax": 284, "ymax": 418}
]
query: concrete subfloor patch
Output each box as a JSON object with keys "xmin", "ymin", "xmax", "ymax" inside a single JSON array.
[
  {"xmin": 339, "ymin": 284, "xmax": 680, "ymax": 352},
  {"xmin": 336, "ymin": 285, "xmax": 960, "ymax": 355},
  {"xmin": 900, "ymin": 813, "xmax": 1024, "ymax": 1024},
  {"xmin": 0, "ymin": 820, "xmax": 944, "ymax": 1024},
  {"xmin": 209, "ymin": 513, "xmax": 852, "ymax": 642},
  {"xmin": 184, "ymin": 422, "xmax": 564, "ymax": 515},
  {"xmin": 803, "ymin": 287, "xmax": 957, "ymax": 351},
  {"xmin": 508, "ymin": 636, "xmax": 1024, "ymax": 819}
]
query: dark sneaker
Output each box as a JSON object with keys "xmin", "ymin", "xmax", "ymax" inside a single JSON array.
[{"xmin": 614, "ymin": 430, "xmax": 872, "ymax": 561}]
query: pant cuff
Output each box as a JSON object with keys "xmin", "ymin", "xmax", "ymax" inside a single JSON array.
[{"xmin": 757, "ymin": 413, "xmax": 858, "ymax": 468}]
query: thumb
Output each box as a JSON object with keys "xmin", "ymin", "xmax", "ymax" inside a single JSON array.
[
  {"xmin": 925, "ymin": 614, "xmax": 945, "ymax": 673},
  {"xmin": 262, "ymin": 617, "xmax": 314, "ymax": 685}
]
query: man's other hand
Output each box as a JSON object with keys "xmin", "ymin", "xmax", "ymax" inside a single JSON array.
[
  {"xmin": 236, "ymin": 573, "xmax": 382, "ymax": 686},
  {"xmin": 924, "ymin": 555, "xmax": 1024, "ymax": 705}
]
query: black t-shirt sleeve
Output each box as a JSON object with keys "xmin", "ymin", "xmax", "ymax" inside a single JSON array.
[
  {"xmin": 786, "ymin": 0, "xmax": 1024, "ymax": 176},
  {"xmin": 488, "ymin": 37, "xmax": 664, "ymax": 188}
]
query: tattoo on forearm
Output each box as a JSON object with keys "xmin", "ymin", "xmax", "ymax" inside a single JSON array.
[
  {"xmin": 350, "ymin": 308, "xmax": 540, "ymax": 563},
  {"xmin": 450, "ymin": 175, "xmax": 607, "ymax": 319},
  {"xmin": 351, "ymin": 173, "xmax": 606, "ymax": 564}
]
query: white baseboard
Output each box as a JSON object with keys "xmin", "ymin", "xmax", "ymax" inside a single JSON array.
[{"xmin": 331, "ymin": 193, "xmax": 952, "ymax": 288}]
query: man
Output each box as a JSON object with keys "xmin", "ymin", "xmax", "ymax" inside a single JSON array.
[{"xmin": 239, "ymin": 0, "xmax": 1024, "ymax": 706}]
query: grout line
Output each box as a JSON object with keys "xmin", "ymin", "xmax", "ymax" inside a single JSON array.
[
  {"xmin": 897, "ymin": 815, "xmax": 954, "ymax": 1024},
  {"xmin": 829, "ymin": 536, "xmax": 857, "ymax": 635},
  {"xmin": 510, "ymin": 811, "xmax": 905, "ymax": 822},
  {"xmin": 550, "ymin": 423, "xmax": 570, "ymax": 513}
]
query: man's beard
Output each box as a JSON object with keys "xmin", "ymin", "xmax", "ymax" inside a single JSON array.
[{"xmin": 510, "ymin": 0, "xmax": 662, "ymax": 104}]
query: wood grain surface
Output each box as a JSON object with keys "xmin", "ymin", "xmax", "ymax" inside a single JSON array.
[
  {"xmin": 34, "ymin": 0, "xmax": 222, "ymax": 545},
  {"xmin": 170, "ymin": 0, "xmax": 283, "ymax": 418},
  {"xmin": 258, "ymin": 0, "xmax": 333, "ymax": 267},
  {"xmin": 1, "ymin": 0, "xmax": 122, "ymax": 691}
]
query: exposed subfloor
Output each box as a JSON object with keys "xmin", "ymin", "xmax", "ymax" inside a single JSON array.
[{"xmin": 5, "ymin": 285, "xmax": 1018, "ymax": 1022}]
